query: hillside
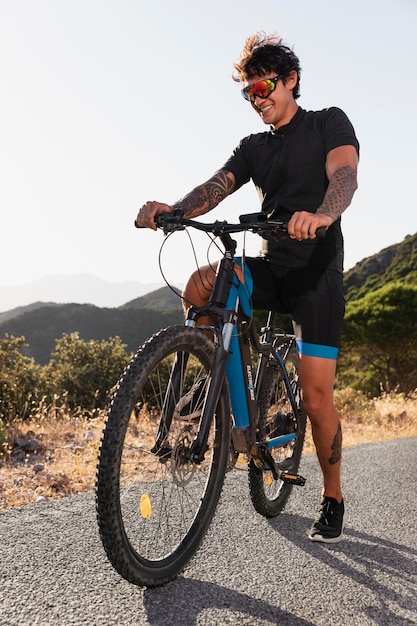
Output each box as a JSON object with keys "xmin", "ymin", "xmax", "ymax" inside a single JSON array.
[
  {"xmin": 0, "ymin": 302, "xmax": 56, "ymax": 324},
  {"xmin": 344, "ymin": 232, "xmax": 417, "ymax": 301},
  {"xmin": 0, "ymin": 293, "xmax": 183, "ymax": 365},
  {"xmin": 121, "ymin": 285, "xmax": 183, "ymax": 310}
]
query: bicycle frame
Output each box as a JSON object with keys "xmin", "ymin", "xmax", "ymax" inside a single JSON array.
[{"xmin": 182, "ymin": 235, "xmax": 299, "ymax": 467}]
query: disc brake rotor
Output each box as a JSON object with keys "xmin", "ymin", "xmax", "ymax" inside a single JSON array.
[{"xmin": 171, "ymin": 427, "xmax": 197, "ymax": 486}]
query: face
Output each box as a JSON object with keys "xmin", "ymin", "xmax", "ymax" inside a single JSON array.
[{"xmin": 242, "ymin": 71, "xmax": 298, "ymax": 129}]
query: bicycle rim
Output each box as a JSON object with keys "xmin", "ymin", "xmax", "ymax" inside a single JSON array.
[{"xmin": 96, "ymin": 326, "xmax": 230, "ymax": 586}]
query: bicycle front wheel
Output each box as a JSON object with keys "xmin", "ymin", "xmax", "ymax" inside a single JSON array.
[
  {"xmin": 96, "ymin": 325, "xmax": 230, "ymax": 587},
  {"xmin": 248, "ymin": 345, "xmax": 306, "ymax": 517}
]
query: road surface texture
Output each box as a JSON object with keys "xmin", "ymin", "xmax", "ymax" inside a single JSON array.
[{"xmin": 1, "ymin": 437, "xmax": 416, "ymax": 625}]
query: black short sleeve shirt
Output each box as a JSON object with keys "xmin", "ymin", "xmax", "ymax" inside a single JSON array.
[{"xmin": 221, "ymin": 107, "xmax": 359, "ymax": 272}]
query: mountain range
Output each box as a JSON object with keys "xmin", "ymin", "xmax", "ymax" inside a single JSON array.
[
  {"xmin": 0, "ymin": 274, "xmax": 165, "ymax": 312},
  {"xmin": 1, "ymin": 232, "xmax": 416, "ymax": 365},
  {"xmin": 0, "ymin": 286, "xmax": 183, "ymax": 364}
]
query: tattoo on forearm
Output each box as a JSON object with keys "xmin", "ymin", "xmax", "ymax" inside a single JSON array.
[
  {"xmin": 173, "ymin": 170, "xmax": 234, "ymax": 218},
  {"xmin": 329, "ymin": 422, "xmax": 342, "ymax": 465},
  {"xmin": 317, "ymin": 165, "xmax": 357, "ymax": 222},
  {"xmin": 173, "ymin": 187, "xmax": 208, "ymax": 217}
]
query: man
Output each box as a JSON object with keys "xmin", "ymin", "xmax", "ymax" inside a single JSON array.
[{"xmin": 136, "ymin": 32, "xmax": 359, "ymax": 543}]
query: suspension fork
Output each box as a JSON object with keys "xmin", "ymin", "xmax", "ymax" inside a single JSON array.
[
  {"xmin": 151, "ymin": 334, "xmax": 230, "ymax": 462},
  {"xmin": 188, "ymin": 338, "xmax": 230, "ymax": 463},
  {"xmin": 151, "ymin": 350, "xmax": 190, "ymax": 455},
  {"xmin": 184, "ymin": 236, "xmax": 249, "ymax": 463},
  {"xmin": 154, "ymin": 248, "xmax": 238, "ymax": 463}
]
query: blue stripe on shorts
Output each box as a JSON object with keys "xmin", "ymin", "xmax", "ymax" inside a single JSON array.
[{"xmin": 296, "ymin": 340, "xmax": 339, "ymax": 360}]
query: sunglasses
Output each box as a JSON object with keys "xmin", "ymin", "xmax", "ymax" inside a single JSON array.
[{"xmin": 241, "ymin": 76, "xmax": 282, "ymax": 103}]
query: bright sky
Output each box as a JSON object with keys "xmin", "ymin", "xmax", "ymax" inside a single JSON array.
[{"xmin": 1, "ymin": 0, "xmax": 416, "ymax": 295}]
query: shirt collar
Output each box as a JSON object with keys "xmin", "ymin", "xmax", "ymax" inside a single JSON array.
[{"xmin": 270, "ymin": 106, "xmax": 305, "ymax": 136}]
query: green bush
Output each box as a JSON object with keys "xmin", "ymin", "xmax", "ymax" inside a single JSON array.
[
  {"xmin": 0, "ymin": 332, "xmax": 131, "ymax": 421},
  {"xmin": 340, "ymin": 282, "xmax": 417, "ymax": 395},
  {"xmin": 0, "ymin": 334, "xmax": 41, "ymax": 422},
  {"xmin": 40, "ymin": 332, "xmax": 130, "ymax": 413}
]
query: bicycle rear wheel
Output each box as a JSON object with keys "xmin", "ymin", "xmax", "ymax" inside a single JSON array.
[
  {"xmin": 96, "ymin": 325, "xmax": 230, "ymax": 587},
  {"xmin": 248, "ymin": 345, "xmax": 306, "ymax": 517}
]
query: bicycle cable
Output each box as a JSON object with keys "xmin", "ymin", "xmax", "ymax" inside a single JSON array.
[{"xmin": 157, "ymin": 226, "xmax": 220, "ymax": 309}]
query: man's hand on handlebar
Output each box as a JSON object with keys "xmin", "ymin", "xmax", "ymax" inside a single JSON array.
[
  {"xmin": 287, "ymin": 211, "xmax": 332, "ymax": 241},
  {"xmin": 136, "ymin": 201, "xmax": 174, "ymax": 231}
]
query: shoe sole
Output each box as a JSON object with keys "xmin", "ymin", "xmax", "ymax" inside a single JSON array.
[
  {"xmin": 308, "ymin": 531, "xmax": 344, "ymax": 544},
  {"xmin": 308, "ymin": 513, "xmax": 346, "ymax": 544}
]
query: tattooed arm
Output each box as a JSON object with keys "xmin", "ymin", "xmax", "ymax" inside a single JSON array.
[
  {"xmin": 173, "ymin": 170, "xmax": 235, "ymax": 218},
  {"xmin": 287, "ymin": 144, "xmax": 358, "ymax": 240},
  {"xmin": 316, "ymin": 145, "xmax": 358, "ymax": 222},
  {"xmin": 136, "ymin": 170, "xmax": 236, "ymax": 230}
]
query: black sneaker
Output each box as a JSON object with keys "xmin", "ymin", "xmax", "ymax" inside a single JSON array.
[
  {"xmin": 174, "ymin": 377, "xmax": 207, "ymax": 422},
  {"xmin": 308, "ymin": 497, "xmax": 345, "ymax": 543}
]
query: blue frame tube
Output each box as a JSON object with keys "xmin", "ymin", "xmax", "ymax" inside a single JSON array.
[{"xmin": 224, "ymin": 263, "xmax": 253, "ymax": 429}]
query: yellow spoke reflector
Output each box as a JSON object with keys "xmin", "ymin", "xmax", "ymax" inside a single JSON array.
[
  {"xmin": 264, "ymin": 473, "xmax": 273, "ymax": 486},
  {"xmin": 140, "ymin": 494, "xmax": 152, "ymax": 519}
]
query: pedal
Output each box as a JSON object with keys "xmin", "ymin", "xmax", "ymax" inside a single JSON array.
[{"xmin": 280, "ymin": 471, "xmax": 306, "ymax": 486}]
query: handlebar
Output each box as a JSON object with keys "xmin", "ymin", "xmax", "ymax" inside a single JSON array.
[{"xmin": 135, "ymin": 210, "xmax": 327, "ymax": 240}]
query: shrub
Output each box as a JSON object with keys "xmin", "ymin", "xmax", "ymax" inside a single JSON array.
[
  {"xmin": 40, "ymin": 333, "xmax": 130, "ymax": 413},
  {"xmin": 0, "ymin": 335, "xmax": 41, "ymax": 422}
]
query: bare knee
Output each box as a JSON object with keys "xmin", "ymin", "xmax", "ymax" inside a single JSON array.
[
  {"xmin": 298, "ymin": 356, "xmax": 338, "ymax": 425},
  {"xmin": 303, "ymin": 396, "xmax": 323, "ymax": 423},
  {"xmin": 182, "ymin": 265, "xmax": 216, "ymax": 313},
  {"xmin": 303, "ymin": 390, "xmax": 335, "ymax": 425}
]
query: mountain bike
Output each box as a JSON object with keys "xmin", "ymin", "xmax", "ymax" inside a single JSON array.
[{"xmin": 96, "ymin": 211, "xmax": 314, "ymax": 587}]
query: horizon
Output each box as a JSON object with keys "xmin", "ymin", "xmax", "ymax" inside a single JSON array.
[{"xmin": 2, "ymin": 228, "xmax": 415, "ymax": 312}]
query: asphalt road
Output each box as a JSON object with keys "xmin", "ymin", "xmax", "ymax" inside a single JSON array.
[{"xmin": 1, "ymin": 437, "xmax": 416, "ymax": 626}]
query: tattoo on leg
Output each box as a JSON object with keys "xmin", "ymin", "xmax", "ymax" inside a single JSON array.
[{"xmin": 329, "ymin": 422, "xmax": 342, "ymax": 465}]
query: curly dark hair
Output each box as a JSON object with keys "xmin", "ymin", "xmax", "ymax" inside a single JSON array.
[{"xmin": 233, "ymin": 31, "xmax": 302, "ymax": 99}]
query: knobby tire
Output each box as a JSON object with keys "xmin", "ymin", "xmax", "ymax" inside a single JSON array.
[{"xmin": 96, "ymin": 326, "xmax": 230, "ymax": 587}]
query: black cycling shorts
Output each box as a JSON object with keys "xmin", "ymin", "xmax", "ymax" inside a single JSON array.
[{"xmin": 243, "ymin": 257, "xmax": 345, "ymax": 360}]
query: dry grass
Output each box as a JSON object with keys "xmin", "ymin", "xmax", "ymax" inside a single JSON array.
[
  {"xmin": 0, "ymin": 414, "xmax": 106, "ymax": 509},
  {"xmin": 1, "ymin": 389, "xmax": 416, "ymax": 509},
  {"xmin": 303, "ymin": 388, "xmax": 417, "ymax": 454}
]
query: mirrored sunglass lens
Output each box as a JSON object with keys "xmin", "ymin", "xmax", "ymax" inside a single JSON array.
[
  {"xmin": 256, "ymin": 80, "xmax": 273, "ymax": 97},
  {"xmin": 245, "ymin": 79, "xmax": 274, "ymax": 102}
]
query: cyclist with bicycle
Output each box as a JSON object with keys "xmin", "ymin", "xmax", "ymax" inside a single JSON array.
[{"xmin": 136, "ymin": 32, "xmax": 359, "ymax": 543}]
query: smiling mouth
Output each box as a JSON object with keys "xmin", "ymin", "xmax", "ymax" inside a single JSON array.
[{"xmin": 259, "ymin": 104, "xmax": 273, "ymax": 115}]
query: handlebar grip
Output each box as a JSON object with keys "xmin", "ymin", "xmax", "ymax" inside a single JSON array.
[
  {"xmin": 134, "ymin": 212, "xmax": 183, "ymax": 230},
  {"xmin": 316, "ymin": 226, "xmax": 326, "ymax": 238},
  {"xmin": 134, "ymin": 214, "xmax": 169, "ymax": 229}
]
